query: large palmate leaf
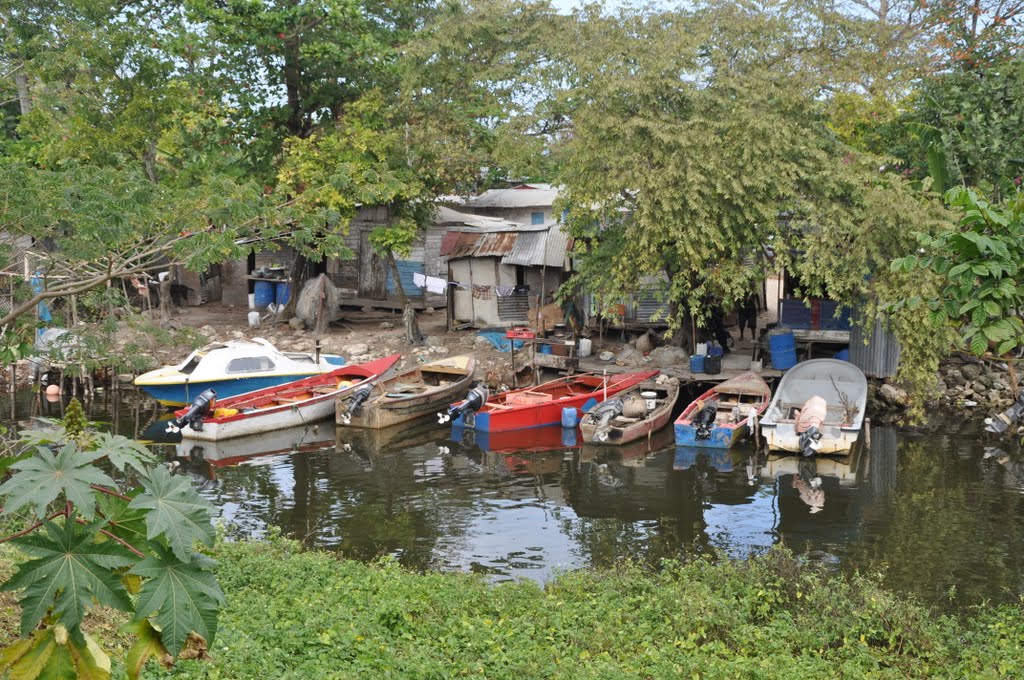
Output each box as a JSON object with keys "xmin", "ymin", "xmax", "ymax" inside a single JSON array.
[
  {"xmin": 130, "ymin": 545, "xmax": 224, "ymax": 657},
  {"xmin": 128, "ymin": 466, "xmax": 215, "ymax": 561},
  {"xmin": 0, "ymin": 443, "xmax": 115, "ymax": 520},
  {"xmin": 95, "ymin": 492, "xmax": 148, "ymax": 552},
  {"xmin": 92, "ymin": 433, "xmax": 155, "ymax": 474},
  {"xmin": 2, "ymin": 515, "xmax": 135, "ymax": 638}
]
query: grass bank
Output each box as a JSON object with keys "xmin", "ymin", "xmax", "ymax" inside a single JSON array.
[{"xmin": 3, "ymin": 537, "xmax": 1023, "ymax": 679}]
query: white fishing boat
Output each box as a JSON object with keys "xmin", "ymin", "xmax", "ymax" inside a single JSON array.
[
  {"xmin": 170, "ymin": 354, "xmax": 401, "ymax": 441},
  {"xmin": 135, "ymin": 337, "xmax": 346, "ymax": 406},
  {"xmin": 759, "ymin": 359, "xmax": 867, "ymax": 456}
]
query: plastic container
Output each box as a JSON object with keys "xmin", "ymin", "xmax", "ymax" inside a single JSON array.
[
  {"xmin": 561, "ymin": 407, "xmax": 578, "ymax": 428},
  {"xmin": 690, "ymin": 354, "xmax": 705, "ymax": 373},
  {"xmin": 275, "ymin": 282, "xmax": 290, "ymax": 306},
  {"xmin": 707, "ymin": 343, "xmax": 724, "ymax": 357},
  {"xmin": 248, "ymin": 293, "xmax": 256, "ymax": 309},
  {"xmin": 540, "ymin": 344, "xmax": 553, "ymax": 355},
  {"xmin": 834, "ymin": 348, "xmax": 850, "ymax": 361},
  {"xmin": 704, "ymin": 353, "xmax": 722, "ymax": 375},
  {"xmin": 769, "ymin": 330, "xmax": 797, "ymax": 370},
  {"xmin": 578, "ymin": 337, "xmax": 592, "ymax": 358},
  {"xmin": 253, "ymin": 281, "xmax": 274, "ymax": 310},
  {"xmin": 695, "ymin": 342, "xmax": 708, "ymax": 356},
  {"xmin": 247, "ymin": 311, "xmax": 260, "ymax": 328}
]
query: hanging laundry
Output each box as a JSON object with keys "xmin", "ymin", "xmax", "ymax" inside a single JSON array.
[
  {"xmin": 472, "ymin": 284, "xmax": 493, "ymax": 300},
  {"xmin": 413, "ymin": 272, "xmax": 427, "ymax": 289},
  {"xmin": 494, "ymin": 285, "xmax": 516, "ymax": 297},
  {"xmin": 425, "ymin": 275, "xmax": 448, "ymax": 295}
]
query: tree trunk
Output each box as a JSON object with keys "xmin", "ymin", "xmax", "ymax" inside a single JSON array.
[
  {"xmin": 385, "ymin": 252, "xmax": 424, "ymax": 345},
  {"xmin": 158, "ymin": 279, "xmax": 173, "ymax": 323},
  {"xmin": 14, "ymin": 71, "xmax": 31, "ymax": 115}
]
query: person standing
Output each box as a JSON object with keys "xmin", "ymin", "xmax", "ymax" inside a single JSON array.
[{"xmin": 738, "ymin": 293, "xmax": 758, "ymax": 341}]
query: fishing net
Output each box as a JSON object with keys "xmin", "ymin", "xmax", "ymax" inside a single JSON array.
[{"xmin": 294, "ymin": 274, "xmax": 341, "ymax": 331}]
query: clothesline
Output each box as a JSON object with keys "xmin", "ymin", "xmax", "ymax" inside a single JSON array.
[{"xmin": 412, "ymin": 272, "xmax": 527, "ymax": 298}]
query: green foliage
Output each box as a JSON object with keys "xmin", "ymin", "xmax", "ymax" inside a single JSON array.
[
  {"xmin": 135, "ymin": 536, "xmax": 1024, "ymax": 679},
  {"xmin": 0, "ymin": 408, "xmax": 221, "ymax": 679},
  {"xmin": 128, "ymin": 466, "xmax": 216, "ymax": 562},
  {"xmin": 892, "ymin": 187, "xmax": 1024, "ymax": 358}
]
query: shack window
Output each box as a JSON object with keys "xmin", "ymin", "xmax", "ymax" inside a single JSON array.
[
  {"xmin": 226, "ymin": 356, "xmax": 275, "ymax": 374},
  {"xmin": 531, "ymin": 212, "xmax": 544, "ymax": 225}
]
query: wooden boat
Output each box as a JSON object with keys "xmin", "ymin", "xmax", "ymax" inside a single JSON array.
[
  {"xmin": 674, "ymin": 371, "xmax": 772, "ymax": 448},
  {"xmin": 759, "ymin": 359, "xmax": 867, "ymax": 456},
  {"xmin": 579, "ymin": 379, "xmax": 679, "ymax": 445},
  {"xmin": 172, "ymin": 354, "xmax": 401, "ymax": 441},
  {"xmin": 448, "ymin": 369, "xmax": 660, "ymax": 433},
  {"xmin": 135, "ymin": 337, "xmax": 346, "ymax": 407},
  {"xmin": 338, "ymin": 355, "xmax": 476, "ymax": 429}
]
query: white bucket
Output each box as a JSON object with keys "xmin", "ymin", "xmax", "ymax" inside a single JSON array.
[
  {"xmin": 696, "ymin": 342, "xmax": 708, "ymax": 356},
  {"xmin": 248, "ymin": 293, "xmax": 256, "ymax": 309},
  {"xmin": 247, "ymin": 311, "xmax": 260, "ymax": 328},
  {"xmin": 578, "ymin": 338, "xmax": 592, "ymax": 358}
]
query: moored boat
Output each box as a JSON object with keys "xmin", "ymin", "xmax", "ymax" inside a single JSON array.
[
  {"xmin": 170, "ymin": 354, "xmax": 401, "ymax": 441},
  {"xmin": 580, "ymin": 378, "xmax": 680, "ymax": 445},
  {"xmin": 674, "ymin": 371, "xmax": 772, "ymax": 448},
  {"xmin": 447, "ymin": 370, "xmax": 660, "ymax": 433},
  {"xmin": 135, "ymin": 337, "xmax": 346, "ymax": 407},
  {"xmin": 338, "ymin": 355, "xmax": 476, "ymax": 429},
  {"xmin": 759, "ymin": 359, "xmax": 867, "ymax": 456}
]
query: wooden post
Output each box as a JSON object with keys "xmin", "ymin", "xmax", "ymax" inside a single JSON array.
[{"xmin": 864, "ymin": 418, "xmax": 872, "ymax": 450}]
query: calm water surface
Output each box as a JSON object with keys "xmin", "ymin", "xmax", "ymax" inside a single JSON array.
[{"xmin": 8, "ymin": 390, "xmax": 1024, "ymax": 610}]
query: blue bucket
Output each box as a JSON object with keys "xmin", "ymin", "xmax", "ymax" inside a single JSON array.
[
  {"xmin": 253, "ymin": 281, "xmax": 274, "ymax": 310},
  {"xmin": 769, "ymin": 330, "xmax": 797, "ymax": 370},
  {"xmin": 690, "ymin": 354, "xmax": 705, "ymax": 373},
  {"xmin": 275, "ymin": 282, "xmax": 290, "ymax": 306},
  {"xmin": 561, "ymin": 407, "xmax": 578, "ymax": 429}
]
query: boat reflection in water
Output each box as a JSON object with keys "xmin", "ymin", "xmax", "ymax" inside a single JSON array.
[{"xmin": 175, "ymin": 421, "xmax": 337, "ymax": 467}]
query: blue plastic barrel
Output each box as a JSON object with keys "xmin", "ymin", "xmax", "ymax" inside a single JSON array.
[
  {"xmin": 834, "ymin": 348, "xmax": 850, "ymax": 361},
  {"xmin": 275, "ymin": 282, "xmax": 290, "ymax": 306},
  {"xmin": 561, "ymin": 407, "xmax": 578, "ymax": 428},
  {"xmin": 690, "ymin": 354, "xmax": 705, "ymax": 373},
  {"xmin": 769, "ymin": 330, "xmax": 797, "ymax": 370},
  {"xmin": 253, "ymin": 281, "xmax": 274, "ymax": 310}
]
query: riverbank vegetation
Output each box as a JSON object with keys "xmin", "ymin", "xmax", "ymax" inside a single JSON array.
[{"xmin": 3, "ymin": 535, "xmax": 1022, "ymax": 678}]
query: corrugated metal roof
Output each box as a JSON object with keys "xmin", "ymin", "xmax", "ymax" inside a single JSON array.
[
  {"xmin": 443, "ymin": 232, "xmax": 481, "ymax": 258},
  {"xmin": 474, "ymin": 232, "xmax": 518, "ymax": 257},
  {"xmin": 465, "ymin": 187, "xmax": 560, "ymax": 209},
  {"xmin": 501, "ymin": 225, "xmax": 571, "ymax": 268},
  {"xmin": 435, "ymin": 205, "xmax": 519, "ymax": 229},
  {"xmin": 850, "ymin": 315, "xmax": 900, "ymax": 378}
]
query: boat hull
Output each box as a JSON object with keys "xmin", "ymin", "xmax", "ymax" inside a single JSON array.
[
  {"xmin": 761, "ymin": 425, "xmax": 861, "ymax": 455},
  {"xmin": 579, "ymin": 381, "xmax": 679, "ymax": 445},
  {"xmin": 452, "ymin": 370, "xmax": 660, "ymax": 433},
  {"xmin": 673, "ymin": 422, "xmax": 747, "ymax": 449},
  {"xmin": 176, "ymin": 355, "xmax": 401, "ymax": 441},
  {"xmin": 138, "ymin": 374, "xmax": 334, "ymax": 408},
  {"xmin": 340, "ymin": 356, "xmax": 475, "ymax": 429},
  {"xmin": 673, "ymin": 371, "xmax": 772, "ymax": 449}
]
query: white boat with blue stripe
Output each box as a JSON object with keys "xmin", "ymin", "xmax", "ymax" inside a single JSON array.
[{"xmin": 134, "ymin": 337, "xmax": 346, "ymax": 407}]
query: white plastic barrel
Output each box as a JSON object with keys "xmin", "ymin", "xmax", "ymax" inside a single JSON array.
[
  {"xmin": 578, "ymin": 338, "xmax": 592, "ymax": 357},
  {"xmin": 247, "ymin": 311, "xmax": 260, "ymax": 328}
]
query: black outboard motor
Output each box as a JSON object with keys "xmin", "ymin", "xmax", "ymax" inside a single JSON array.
[
  {"xmin": 985, "ymin": 392, "xmax": 1024, "ymax": 434},
  {"xmin": 588, "ymin": 397, "xmax": 624, "ymax": 442},
  {"xmin": 799, "ymin": 426, "xmax": 823, "ymax": 457},
  {"xmin": 693, "ymin": 401, "xmax": 718, "ymax": 440},
  {"xmin": 166, "ymin": 389, "xmax": 217, "ymax": 433},
  {"xmin": 440, "ymin": 382, "xmax": 488, "ymax": 427},
  {"xmin": 338, "ymin": 383, "xmax": 374, "ymax": 425}
]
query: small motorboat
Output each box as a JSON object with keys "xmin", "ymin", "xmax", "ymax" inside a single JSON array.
[
  {"xmin": 759, "ymin": 359, "xmax": 867, "ymax": 456},
  {"xmin": 135, "ymin": 337, "xmax": 346, "ymax": 406},
  {"xmin": 338, "ymin": 355, "xmax": 476, "ymax": 429},
  {"xmin": 445, "ymin": 369, "xmax": 660, "ymax": 433},
  {"xmin": 580, "ymin": 378, "xmax": 679, "ymax": 445},
  {"xmin": 169, "ymin": 354, "xmax": 401, "ymax": 441},
  {"xmin": 674, "ymin": 371, "xmax": 772, "ymax": 448}
]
